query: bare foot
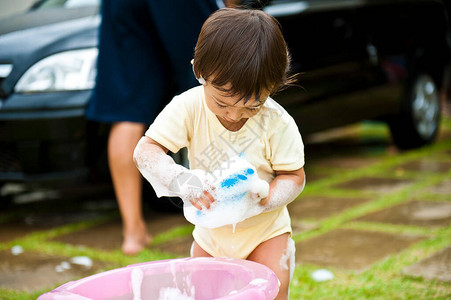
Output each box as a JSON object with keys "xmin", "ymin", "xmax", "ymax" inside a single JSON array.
[{"xmin": 121, "ymin": 232, "xmax": 151, "ymax": 255}]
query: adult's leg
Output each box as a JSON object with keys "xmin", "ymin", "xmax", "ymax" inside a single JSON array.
[
  {"xmin": 108, "ymin": 122, "xmax": 150, "ymax": 255},
  {"xmin": 89, "ymin": 0, "xmax": 170, "ymax": 255},
  {"xmin": 246, "ymin": 233, "xmax": 293, "ymax": 300}
]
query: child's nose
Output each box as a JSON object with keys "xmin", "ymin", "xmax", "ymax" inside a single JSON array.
[{"xmin": 227, "ymin": 108, "xmax": 243, "ymax": 121}]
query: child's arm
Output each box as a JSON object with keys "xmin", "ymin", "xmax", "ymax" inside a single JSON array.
[
  {"xmin": 259, "ymin": 167, "xmax": 305, "ymax": 212},
  {"xmin": 133, "ymin": 136, "xmax": 215, "ymax": 210}
]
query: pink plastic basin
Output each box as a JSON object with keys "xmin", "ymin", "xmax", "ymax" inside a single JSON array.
[{"xmin": 38, "ymin": 257, "xmax": 279, "ymax": 300}]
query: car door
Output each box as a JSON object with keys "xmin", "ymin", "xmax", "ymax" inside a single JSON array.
[{"xmin": 265, "ymin": 0, "xmax": 399, "ymax": 134}]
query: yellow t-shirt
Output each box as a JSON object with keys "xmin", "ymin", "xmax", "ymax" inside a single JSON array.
[{"xmin": 146, "ymin": 85, "xmax": 304, "ymax": 258}]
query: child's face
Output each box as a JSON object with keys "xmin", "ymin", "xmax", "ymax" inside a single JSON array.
[{"xmin": 204, "ymin": 82, "xmax": 268, "ymax": 125}]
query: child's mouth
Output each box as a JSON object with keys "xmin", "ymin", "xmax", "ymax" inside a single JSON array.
[{"xmin": 224, "ymin": 117, "xmax": 240, "ymax": 123}]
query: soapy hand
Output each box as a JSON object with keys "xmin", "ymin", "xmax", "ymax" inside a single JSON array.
[
  {"xmin": 249, "ymin": 178, "xmax": 270, "ymax": 204},
  {"xmin": 134, "ymin": 137, "xmax": 217, "ymax": 210},
  {"xmin": 183, "ymin": 154, "xmax": 270, "ymax": 228},
  {"xmin": 169, "ymin": 169, "xmax": 216, "ymax": 210},
  {"xmin": 134, "ymin": 138, "xmax": 269, "ymax": 228}
]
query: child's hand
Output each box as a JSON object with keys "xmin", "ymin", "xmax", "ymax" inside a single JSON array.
[
  {"xmin": 249, "ymin": 179, "xmax": 270, "ymax": 205},
  {"xmin": 190, "ymin": 190, "xmax": 216, "ymax": 211},
  {"xmin": 258, "ymin": 196, "xmax": 269, "ymax": 207},
  {"xmin": 183, "ymin": 155, "xmax": 273, "ymax": 228},
  {"xmin": 172, "ymin": 169, "xmax": 216, "ymax": 210}
]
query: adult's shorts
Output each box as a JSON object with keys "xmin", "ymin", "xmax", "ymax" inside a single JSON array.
[{"xmin": 86, "ymin": 0, "xmax": 219, "ymax": 124}]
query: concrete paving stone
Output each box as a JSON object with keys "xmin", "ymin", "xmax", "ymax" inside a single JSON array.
[
  {"xmin": 295, "ymin": 229, "xmax": 424, "ymax": 271},
  {"xmin": 438, "ymin": 129, "xmax": 451, "ymax": 142},
  {"xmin": 0, "ymin": 211, "xmax": 105, "ymax": 243},
  {"xmin": 442, "ymin": 97, "xmax": 451, "ymax": 117},
  {"xmin": 291, "ymin": 220, "xmax": 318, "ymax": 235},
  {"xmin": 52, "ymin": 219, "xmax": 124, "ymax": 251},
  {"xmin": 0, "ymin": 220, "xmax": 49, "ymax": 243},
  {"xmin": 303, "ymin": 171, "xmax": 329, "ymax": 183},
  {"xmin": 334, "ymin": 177, "xmax": 414, "ymax": 193},
  {"xmin": 288, "ymin": 196, "xmax": 371, "ymax": 220},
  {"xmin": 0, "ymin": 250, "xmax": 109, "ymax": 292},
  {"xmin": 151, "ymin": 235, "xmax": 193, "ymax": 257},
  {"xmin": 0, "ymin": 191, "xmax": 118, "ymax": 244},
  {"xmin": 52, "ymin": 212, "xmax": 188, "ymax": 251},
  {"xmin": 429, "ymin": 179, "xmax": 451, "ymax": 195},
  {"xmin": 403, "ymin": 246, "xmax": 451, "ymax": 282},
  {"xmin": 308, "ymin": 156, "xmax": 381, "ymax": 170},
  {"xmin": 395, "ymin": 160, "xmax": 451, "ymax": 173},
  {"xmin": 354, "ymin": 201, "xmax": 451, "ymax": 228}
]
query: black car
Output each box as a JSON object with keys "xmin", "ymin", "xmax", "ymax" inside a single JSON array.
[
  {"xmin": 0, "ymin": 0, "xmax": 104, "ymax": 190},
  {"xmin": 269, "ymin": 0, "xmax": 450, "ymax": 149},
  {"xmin": 0, "ymin": 0, "xmax": 450, "ymax": 191}
]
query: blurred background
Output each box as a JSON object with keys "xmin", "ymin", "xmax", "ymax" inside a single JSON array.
[{"xmin": 0, "ymin": 0, "xmax": 34, "ymax": 19}]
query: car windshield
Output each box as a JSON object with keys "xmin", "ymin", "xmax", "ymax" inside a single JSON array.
[{"xmin": 33, "ymin": 0, "xmax": 100, "ymax": 10}]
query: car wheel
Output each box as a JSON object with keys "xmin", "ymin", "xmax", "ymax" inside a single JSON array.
[{"xmin": 388, "ymin": 73, "xmax": 441, "ymax": 149}]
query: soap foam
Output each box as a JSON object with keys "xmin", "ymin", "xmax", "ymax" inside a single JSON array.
[
  {"xmin": 70, "ymin": 256, "xmax": 92, "ymax": 268},
  {"xmin": 134, "ymin": 138, "xmax": 187, "ymax": 198},
  {"xmin": 131, "ymin": 267, "xmax": 143, "ymax": 300},
  {"xmin": 279, "ymin": 238, "xmax": 296, "ymax": 281},
  {"xmin": 158, "ymin": 287, "xmax": 195, "ymax": 300},
  {"xmin": 262, "ymin": 177, "xmax": 305, "ymax": 213},
  {"xmin": 183, "ymin": 155, "xmax": 269, "ymax": 228},
  {"xmin": 11, "ymin": 245, "xmax": 23, "ymax": 255}
]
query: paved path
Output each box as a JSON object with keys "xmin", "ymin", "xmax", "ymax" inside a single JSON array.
[{"xmin": 0, "ymin": 115, "xmax": 450, "ymax": 299}]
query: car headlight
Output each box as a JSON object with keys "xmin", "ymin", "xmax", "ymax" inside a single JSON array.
[{"xmin": 15, "ymin": 48, "xmax": 98, "ymax": 93}]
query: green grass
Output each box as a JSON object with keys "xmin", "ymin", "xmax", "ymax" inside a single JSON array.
[
  {"xmin": 287, "ymin": 119, "xmax": 451, "ymax": 299},
  {"xmin": 1, "ymin": 118, "xmax": 450, "ymax": 299}
]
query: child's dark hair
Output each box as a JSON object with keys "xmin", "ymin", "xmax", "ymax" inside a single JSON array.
[{"xmin": 193, "ymin": 8, "xmax": 294, "ymax": 103}]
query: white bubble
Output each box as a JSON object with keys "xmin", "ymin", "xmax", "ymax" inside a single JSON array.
[
  {"xmin": 55, "ymin": 265, "xmax": 65, "ymax": 273},
  {"xmin": 60, "ymin": 261, "xmax": 71, "ymax": 270},
  {"xmin": 311, "ymin": 269, "xmax": 334, "ymax": 282},
  {"xmin": 11, "ymin": 245, "xmax": 23, "ymax": 255},
  {"xmin": 70, "ymin": 256, "xmax": 93, "ymax": 268}
]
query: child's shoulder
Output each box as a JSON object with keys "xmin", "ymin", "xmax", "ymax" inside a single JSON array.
[
  {"xmin": 171, "ymin": 86, "xmax": 204, "ymax": 108},
  {"xmin": 176, "ymin": 85, "xmax": 203, "ymax": 100},
  {"xmin": 261, "ymin": 97, "xmax": 295, "ymax": 125}
]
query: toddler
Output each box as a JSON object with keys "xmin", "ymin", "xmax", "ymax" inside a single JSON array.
[{"xmin": 134, "ymin": 8, "xmax": 305, "ymax": 299}]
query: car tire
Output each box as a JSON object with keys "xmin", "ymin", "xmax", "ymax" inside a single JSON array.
[{"xmin": 388, "ymin": 73, "xmax": 441, "ymax": 149}]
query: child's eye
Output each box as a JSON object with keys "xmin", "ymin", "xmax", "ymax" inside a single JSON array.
[
  {"xmin": 247, "ymin": 106, "xmax": 260, "ymax": 111},
  {"xmin": 216, "ymin": 102, "xmax": 227, "ymax": 108}
]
